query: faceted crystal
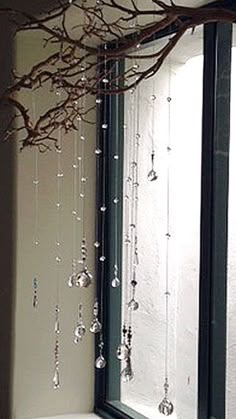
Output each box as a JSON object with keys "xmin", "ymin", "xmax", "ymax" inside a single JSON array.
[
  {"xmin": 100, "ymin": 206, "xmax": 106, "ymax": 212},
  {"xmin": 96, "ymin": 98, "xmax": 102, "ymax": 104},
  {"xmin": 95, "ymin": 355, "xmax": 106, "ymax": 369},
  {"xmin": 112, "ymin": 276, "xmax": 120, "ymax": 288},
  {"xmin": 128, "ymin": 298, "xmax": 139, "ymax": 311},
  {"xmin": 90, "ymin": 318, "xmax": 102, "ymax": 334},
  {"xmin": 99, "ymin": 256, "xmax": 106, "ymax": 262},
  {"xmin": 158, "ymin": 397, "xmax": 174, "ymax": 416},
  {"xmin": 102, "ymin": 123, "xmax": 108, "ymax": 130},
  {"xmin": 147, "ymin": 169, "xmax": 158, "ymax": 182},
  {"xmin": 113, "ymin": 154, "xmax": 119, "ymax": 160},
  {"xmin": 121, "ymin": 357, "xmax": 134, "ymax": 382},
  {"xmin": 116, "ymin": 343, "xmax": 129, "ymax": 361},
  {"xmin": 94, "ymin": 241, "xmax": 100, "ymax": 248},
  {"xmin": 53, "ymin": 368, "xmax": 60, "ymax": 389},
  {"xmin": 113, "ymin": 197, "xmax": 119, "ymax": 204},
  {"xmin": 74, "ymin": 323, "xmax": 86, "ymax": 339},
  {"xmin": 76, "ymin": 269, "xmax": 93, "ymax": 288}
]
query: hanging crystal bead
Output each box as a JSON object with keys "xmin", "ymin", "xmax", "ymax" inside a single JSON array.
[
  {"xmin": 158, "ymin": 398, "xmax": 174, "ymax": 416},
  {"xmin": 90, "ymin": 299, "xmax": 102, "ymax": 333},
  {"xmin": 95, "ymin": 340, "xmax": 106, "ymax": 369},
  {"xmin": 111, "ymin": 264, "xmax": 120, "ymax": 288},
  {"xmin": 76, "ymin": 268, "xmax": 93, "ymax": 288},
  {"xmin": 120, "ymin": 356, "xmax": 134, "ymax": 382},
  {"xmin": 53, "ymin": 368, "xmax": 60, "ymax": 390}
]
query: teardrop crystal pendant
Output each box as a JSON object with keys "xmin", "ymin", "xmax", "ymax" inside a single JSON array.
[
  {"xmin": 148, "ymin": 152, "xmax": 158, "ymax": 181},
  {"xmin": 74, "ymin": 303, "xmax": 86, "ymax": 343},
  {"xmin": 148, "ymin": 168, "xmax": 158, "ymax": 182},
  {"xmin": 90, "ymin": 318, "xmax": 102, "ymax": 334},
  {"xmin": 95, "ymin": 339, "xmax": 106, "ymax": 369},
  {"xmin": 53, "ymin": 368, "xmax": 60, "ymax": 390},
  {"xmin": 159, "ymin": 378, "xmax": 174, "ymax": 416},
  {"xmin": 74, "ymin": 323, "xmax": 86, "ymax": 341},
  {"xmin": 128, "ymin": 298, "xmax": 139, "ymax": 311},
  {"xmin": 121, "ymin": 356, "xmax": 134, "ymax": 383},
  {"xmin": 116, "ymin": 343, "xmax": 129, "ymax": 361},
  {"xmin": 90, "ymin": 299, "xmax": 102, "ymax": 333},
  {"xmin": 111, "ymin": 264, "xmax": 120, "ymax": 288},
  {"xmin": 76, "ymin": 268, "xmax": 93, "ymax": 288},
  {"xmin": 158, "ymin": 398, "xmax": 174, "ymax": 416},
  {"xmin": 128, "ymin": 278, "xmax": 139, "ymax": 311}
]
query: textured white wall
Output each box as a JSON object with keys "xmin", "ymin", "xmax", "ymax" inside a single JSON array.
[
  {"xmin": 121, "ymin": 29, "xmax": 203, "ymax": 419},
  {"xmin": 12, "ymin": 33, "xmax": 96, "ymax": 419}
]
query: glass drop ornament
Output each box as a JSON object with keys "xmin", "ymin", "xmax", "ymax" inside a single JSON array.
[
  {"xmin": 112, "ymin": 276, "xmax": 120, "ymax": 288},
  {"xmin": 121, "ymin": 357, "xmax": 134, "ymax": 383},
  {"xmin": 74, "ymin": 323, "xmax": 86, "ymax": 340},
  {"xmin": 147, "ymin": 169, "xmax": 158, "ymax": 182},
  {"xmin": 90, "ymin": 318, "xmax": 102, "ymax": 334},
  {"xmin": 53, "ymin": 369, "xmax": 60, "ymax": 389},
  {"xmin": 116, "ymin": 343, "xmax": 129, "ymax": 361},
  {"xmin": 95, "ymin": 354, "xmax": 106, "ymax": 369},
  {"xmin": 158, "ymin": 398, "xmax": 174, "ymax": 416},
  {"xmin": 76, "ymin": 268, "xmax": 93, "ymax": 288},
  {"xmin": 128, "ymin": 298, "xmax": 139, "ymax": 311}
]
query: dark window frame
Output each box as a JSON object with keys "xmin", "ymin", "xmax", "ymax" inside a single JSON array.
[{"xmin": 95, "ymin": 3, "xmax": 234, "ymax": 419}]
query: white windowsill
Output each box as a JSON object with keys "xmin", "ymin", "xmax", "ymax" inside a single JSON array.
[{"xmin": 32, "ymin": 414, "xmax": 99, "ymax": 419}]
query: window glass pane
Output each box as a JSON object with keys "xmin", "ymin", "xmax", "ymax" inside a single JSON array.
[
  {"xmin": 226, "ymin": 26, "xmax": 236, "ymax": 419},
  {"xmin": 108, "ymin": 27, "xmax": 203, "ymax": 419}
]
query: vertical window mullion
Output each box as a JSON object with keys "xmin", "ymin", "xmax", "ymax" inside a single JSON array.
[
  {"xmin": 210, "ymin": 22, "xmax": 232, "ymax": 419},
  {"xmin": 198, "ymin": 22, "xmax": 232, "ymax": 419}
]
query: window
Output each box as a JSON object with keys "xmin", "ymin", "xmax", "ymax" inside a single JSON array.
[{"xmin": 95, "ymin": 16, "xmax": 233, "ymax": 419}]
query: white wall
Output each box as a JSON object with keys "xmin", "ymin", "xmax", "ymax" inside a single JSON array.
[
  {"xmin": 121, "ymin": 28, "xmax": 203, "ymax": 419},
  {"xmin": 12, "ymin": 33, "xmax": 96, "ymax": 419}
]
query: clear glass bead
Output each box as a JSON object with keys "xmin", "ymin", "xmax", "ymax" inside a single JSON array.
[
  {"xmin": 116, "ymin": 343, "xmax": 129, "ymax": 360},
  {"xmin": 121, "ymin": 358, "xmax": 134, "ymax": 382},
  {"xmin": 128, "ymin": 298, "xmax": 139, "ymax": 311},
  {"xmin": 76, "ymin": 269, "xmax": 93, "ymax": 288},
  {"xmin": 94, "ymin": 241, "xmax": 100, "ymax": 248},
  {"xmin": 96, "ymin": 98, "xmax": 102, "ymax": 104},
  {"xmin": 147, "ymin": 169, "xmax": 158, "ymax": 182},
  {"xmin": 57, "ymin": 173, "xmax": 64, "ymax": 178},
  {"xmin": 99, "ymin": 256, "xmax": 106, "ymax": 262},
  {"xmin": 112, "ymin": 276, "xmax": 120, "ymax": 288},
  {"xmin": 53, "ymin": 368, "xmax": 60, "ymax": 389},
  {"xmin": 158, "ymin": 397, "xmax": 174, "ymax": 416},
  {"xmin": 90, "ymin": 318, "xmax": 102, "ymax": 334},
  {"xmin": 100, "ymin": 206, "xmax": 106, "ymax": 212},
  {"xmin": 113, "ymin": 155, "xmax": 119, "ymax": 160},
  {"xmin": 95, "ymin": 355, "xmax": 106, "ymax": 369},
  {"xmin": 56, "ymin": 256, "xmax": 62, "ymax": 263},
  {"xmin": 113, "ymin": 198, "xmax": 119, "ymax": 204},
  {"xmin": 74, "ymin": 323, "xmax": 86, "ymax": 339},
  {"xmin": 102, "ymin": 123, "xmax": 108, "ymax": 129}
]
